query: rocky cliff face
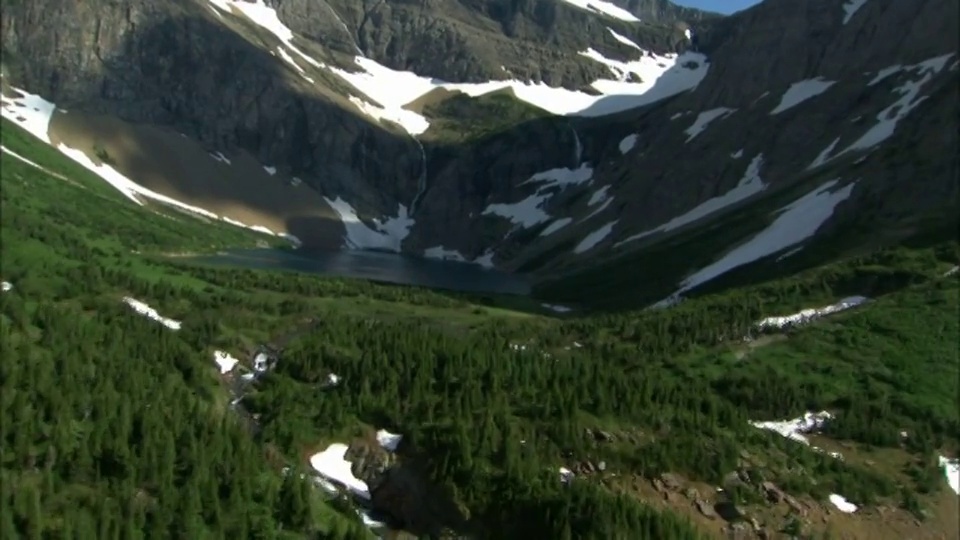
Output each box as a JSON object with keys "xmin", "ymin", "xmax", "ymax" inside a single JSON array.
[{"xmin": 1, "ymin": 0, "xmax": 956, "ymax": 281}]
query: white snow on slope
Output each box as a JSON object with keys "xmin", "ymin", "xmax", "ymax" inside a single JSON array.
[
  {"xmin": 208, "ymin": 0, "xmax": 323, "ymax": 69},
  {"xmin": 829, "ymin": 494, "xmax": 858, "ymax": 513},
  {"xmin": 617, "ymin": 153, "xmax": 765, "ymax": 247},
  {"xmin": 421, "ymin": 246, "xmax": 496, "ymax": 268},
  {"xmin": 750, "ymin": 411, "xmax": 832, "ymax": 445},
  {"xmin": 423, "ymin": 246, "xmax": 466, "ymax": 262},
  {"xmin": 543, "ymin": 303, "xmax": 574, "ymax": 313},
  {"xmin": 868, "ymin": 64, "xmax": 903, "ymax": 86},
  {"xmin": 207, "ymin": 0, "xmax": 705, "ymax": 128},
  {"xmin": 323, "ymin": 198, "xmax": 413, "ymax": 252},
  {"xmin": 2, "ymin": 86, "xmax": 302, "ymax": 245},
  {"xmin": 328, "ymin": 57, "xmax": 435, "ymax": 135},
  {"xmin": 671, "ymin": 180, "xmax": 855, "ymax": 295},
  {"xmin": 540, "ymin": 217, "xmax": 574, "ymax": 236},
  {"xmin": 376, "ymin": 429, "xmax": 403, "ymax": 452},
  {"xmin": 827, "ymin": 54, "xmax": 954, "ymax": 162},
  {"xmin": 335, "ymin": 50, "xmax": 707, "ymax": 131},
  {"xmin": 842, "ymin": 0, "xmax": 869, "ymax": 24},
  {"xmin": 1, "ymin": 282, "xmax": 12, "ymax": 293},
  {"xmin": 210, "ymin": 151, "xmax": 232, "ymax": 165},
  {"xmin": 583, "ymin": 185, "xmax": 614, "ymax": 221},
  {"xmin": 587, "ymin": 185, "xmax": 611, "ymax": 207},
  {"xmin": 0, "ymin": 87, "xmax": 55, "ymax": 144},
  {"xmin": 213, "ymin": 350, "xmax": 240, "ymax": 374},
  {"xmin": 560, "ymin": 0, "xmax": 640, "ymax": 22},
  {"xmin": 618, "ymin": 133, "xmax": 638, "ymax": 154},
  {"xmin": 731, "ymin": 149, "xmax": 743, "ymax": 159},
  {"xmin": 483, "ymin": 164, "xmax": 593, "ymax": 228},
  {"xmin": 808, "ymin": 137, "xmax": 840, "ymax": 170},
  {"xmin": 756, "ymin": 296, "xmax": 869, "ymax": 330},
  {"xmin": 309, "ymin": 444, "xmax": 370, "ymax": 499},
  {"xmin": 607, "ymin": 28, "xmax": 641, "ymax": 50},
  {"xmin": 575, "ymin": 220, "xmax": 617, "ymax": 254},
  {"xmin": 939, "ymin": 456, "xmax": 960, "ymax": 495},
  {"xmin": 123, "ymin": 297, "xmax": 182, "ymax": 331},
  {"xmin": 685, "ymin": 107, "xmax": 736, "ymax": 142},
  {"xmin": 770, "ymin": 77, "xmax": 836, "ymax": 115}
]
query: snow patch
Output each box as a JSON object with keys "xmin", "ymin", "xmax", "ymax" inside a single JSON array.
[
  {"xmin": 208, "ymin": 0, "xmax": 324, "ymax": 70},
  {"xmin": 749, "ymin": 411, "xmax": 832, "ymax": 445},
  {"xmin": 213, "ymin": 350, "xmax": 240, "ymax": 374},
  {"xmin": 309, "ymin": 444, "xmax": 370, "ymax": 499},
  {"xmin": 423, "ymin": 246, "xmax": 467, "ymax": 262},
  {"xmin": 868, "ymin": 64, "xmax": 903, "ymax": 86},
  {"xmin": 263, "ymin": 165, "xmax": 277, "ymax": 176},
  {"xmin": 618, "ymin": 134, "xmax": 638, "ymax": 154},
  {"xmin": 559, "ymin": 0, "xmax": 640, "ymax": 22},
  {"xmin": 540, "ymin": 217, "xmax": 574, "ymax": 236},
  {"xmin": 122, "ymin": 297, "xmax": 182, "ymax": 331},
  {"xmin": 770, "ymin": 77, "xmax": 836, "ymax": 115},
  {"xmin": 617, "ymin": 153, "xmax": 765, "ymax": 247},
  {"xmin": 483, "ymin": 164, "xmax": 593, "ymax": 228},
  {"xmin": 542, "ymin": 303, "xmax": 574, "ymax": 313},
  {"xmin": 842, "ymin": 0, "xmax": 869, "ymax": 24},
  {"xmin": 756, "ymin": 296, "xmax": 869, "ymax": 330},
  {"xmin": 329, "ymin": 49, "xmax": 707, "ymax": 133},
  {"xmin": 1, "ymin": 281, "xmax": 12, "ymax": 292},
  {"xmin": 0, "ymin": 87, "xmax": 55, "ymax": 143},
  {"xmin": 669, "ymin": 179, "xmax": 855, "ymax": 295},
  {"xmin": 574, "ymin": 220, "xmax": 618, "ymax": 254},
  {"xmin": 210, "ymin": 151, "xmax": 231, "ymax": 165},
  {"xmin": 607, "ymin": 28, "xmax": 641, "ymax": 50},
  {"xmin": 833, "ymin": 54, "xmax": 954, "ymax": 160},
  {"xmin": 324, "ymin": 198, "xmax": 413, "ymax": 252},
  {"xmin": 730, "ymin": 149, "xmax": 744, "ymax": 159},
  {"xmin": 939, "ymin": 456, "xmax": 960, "ymax": 495},
  {"xmin": 808, "ymin": 137, "xmax": 840, "ymax": 170},
  {"xmin": 829, "ymin": 494, "xmax": 858, "ymax": 513},
  {"xmin": 376, "ymin": 429, "xmax": 403, "ymax": 452},
  {"xmin": 685, "ymin": 107, "xmax": 736, "ymax": 142}
]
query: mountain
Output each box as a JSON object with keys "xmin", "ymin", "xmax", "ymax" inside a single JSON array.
[
  {"xmin": 1, "ymin": 0, "xmax": 957, "ymax": 299},
  {"xmin": 2, "ymin": 1, "xmax": 960, "ymax": 537},
  {"xmin": 2, "ymin": 113, "xmax": 959, "ymax": 539}
]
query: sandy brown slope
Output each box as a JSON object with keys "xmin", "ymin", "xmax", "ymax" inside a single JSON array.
[{"xmin": 47, "ymin": 109, "xmax": 346, "ymax": 249}]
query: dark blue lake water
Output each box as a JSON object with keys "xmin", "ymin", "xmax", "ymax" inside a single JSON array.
[{"xmin": 188, "ymin": 248, "xmax": 531, "ymax": 295}]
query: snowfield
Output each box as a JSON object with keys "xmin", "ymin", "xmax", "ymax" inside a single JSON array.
[
  {"xmin": 749, "ymin": 411, "xmax": 833, "ymax": 445},
  {"xmin": 122, "ymin": 297, "xmax": 182, "ymax": 331},
  {"xmin": 654, "ymin": 179, "xmax": 856, "ymax": 303},
  {"xmin": 770, "ymin": 78, "xmax": 836, "ymax": 115},
  {"xmin": 617, "ymin": 153, "xmax": 766, "ymax": 247},
  {"xmin": 755, "ymin": 296, "xmax": 869, "ymax": 330},
  {"xmin": 213, "ymin": 350, "xmax": 240, "ymax": 374},
  {"xmin": 376, "ymin": 429, "xmax": 403, "ymax": 452},
  {"xmin": 483, "ymin": 164, "xmax": 594, "ymax": 229},
  {"xmin": 309, "ymin": 443, "xmax": 371, "ymax": 499}
]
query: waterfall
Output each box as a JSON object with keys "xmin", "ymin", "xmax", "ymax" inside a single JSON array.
[
  {"xmin": 409, "ymin": 138, "xmax": 428, "ymax": 216},
  {"xmin": 570, "ymin": 125, "xmax": 583, "ymax": 167}
]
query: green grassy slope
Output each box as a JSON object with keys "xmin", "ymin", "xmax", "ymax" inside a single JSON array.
[{"xmin": 2, "ymin": 117, "xmax": 958, "ymax": 540}]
